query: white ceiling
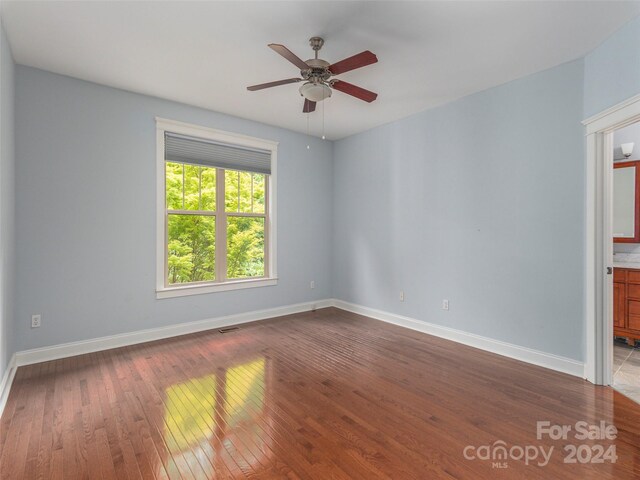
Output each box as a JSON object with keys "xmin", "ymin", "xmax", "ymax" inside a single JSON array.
[{"xmin": 2, "ymin": 1, "xmax": 640, "ymax": 140}]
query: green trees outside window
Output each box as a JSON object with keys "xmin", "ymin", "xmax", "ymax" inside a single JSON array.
[{"xmin": 165, "ymin": 162, "xmax": 267, "ymax": 285}]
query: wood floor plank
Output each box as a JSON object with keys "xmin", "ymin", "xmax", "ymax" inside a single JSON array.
[
  {"xmin": 2, "ymin": 307, "xmax": 640, "ymax": 479},
  {"xmin": 184, "ymin": 330, "xmax": 343, "ymax": 479}
]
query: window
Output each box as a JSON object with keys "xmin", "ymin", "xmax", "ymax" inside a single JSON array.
[{"xmin": 156, "ymin": 119, "xmax": 277, "ymax": 298}]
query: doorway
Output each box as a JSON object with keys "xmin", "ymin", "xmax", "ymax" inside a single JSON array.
[
  {"xmin": 584, "ymin": 93, "xmax": 640, "ymax": 386},
  {"xmin": 611, "ymin": 122, "xmax": 640, "ymax": 402}
]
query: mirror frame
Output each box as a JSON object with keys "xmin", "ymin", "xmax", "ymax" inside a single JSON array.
[{"xmin": 614, "ymin": 159, "xmax": 640, "ymax": 243}]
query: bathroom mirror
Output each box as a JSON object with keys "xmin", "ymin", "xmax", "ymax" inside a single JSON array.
[{"xmin": 614, "ymin": 160, "xmax": 640, "ymax": 242}]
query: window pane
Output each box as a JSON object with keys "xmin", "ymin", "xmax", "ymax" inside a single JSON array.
[
  {"xmin": 227, "ymin": 216, "xmax": 264, "ymax": 278},
  {"xmin": 252, "ymin": 174, "xmax": 265, "ymax": 214},
  {"xmin": 167, "ymin": 214, "xmax": 215, "ymax": 284},
  {"xmin": 225, "ymin": 170, "xmax": 241, "ymax": 212},
  {"xmin": 165, "ymin": 162, "xmax": 184, "ymax": 210},
  {"xmin": 166, "ymin": 163, "xmax": 216, "ymax": 211},
  {"xmin": 225, "ymin": 170, "xmax": 265, "ymax": 213},
  {"xmin": 184, "ymin": 164, "xmax": 201, "ymax": 210},
  {"xmin": 200, "ymin": 167, "xmax": 216, "ymax": 211}
]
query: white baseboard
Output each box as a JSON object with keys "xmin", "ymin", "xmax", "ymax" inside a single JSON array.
[
  {"xmin": 0, "ymin": 354, "xmax": 17, "ymax": 418},
  {"xmin": 332, "ymin": 299, "xmax": 585, "ymax": 378},
  {"xmin": 1, "ymin": 296, "xmax": 585, "ymax": 420},
  {"xmin": 14, "ymin": 299, "xmax": 333, "ymax": 367}
]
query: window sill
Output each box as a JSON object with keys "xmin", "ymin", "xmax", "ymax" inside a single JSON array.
[{"xmin": 156, "ymin": 277, "xmax": 278, "ymax": 299}]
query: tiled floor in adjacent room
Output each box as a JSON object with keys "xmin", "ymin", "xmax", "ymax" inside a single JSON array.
[{"xmin": 613, "ymin": 339, "xmax": 640, "ymax": 404}]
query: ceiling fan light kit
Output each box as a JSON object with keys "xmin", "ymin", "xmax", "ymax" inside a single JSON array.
[
  {"xmin": 299, "ymin": 82, "xmax": 332, "ymax": 102},
  {"xmin": 247, "ymin": 36, "xmax": 378, "ymax": 114}
]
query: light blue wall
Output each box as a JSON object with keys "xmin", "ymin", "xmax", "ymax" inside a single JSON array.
[
  {"xmin": 15, "ymin": 66, "xmax": 333, "ymax": 351},
  {"xmin": 12, "ymin": 12, "xmax": 640, "ymax": 362},
  {"xmin": 332, "ymin": 59, "xmax": 585, "ymax": 361},
  {"xmin": 0, "ymin": 22, "xmax": 15, "ymax": 377},
  {"xmin": 584, "ymin": 15, "xmax": 640, "ymax": 118}
]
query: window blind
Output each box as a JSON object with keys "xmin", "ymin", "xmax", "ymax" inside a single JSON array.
[{"xmin": 165, "ymin": 132, "xmax": 271, "ymax": 175}]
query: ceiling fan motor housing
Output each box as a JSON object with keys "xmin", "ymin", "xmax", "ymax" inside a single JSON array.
[{"xmin": 301, "ymin": 58, "xmax": 331, "ymax": 82}]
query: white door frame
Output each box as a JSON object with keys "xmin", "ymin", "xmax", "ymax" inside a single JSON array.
[{"xmin": 584, "ymin": 93, "xmax": 640, "ymax": 385}]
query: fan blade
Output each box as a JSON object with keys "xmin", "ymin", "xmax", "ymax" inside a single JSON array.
[
  {"xmin": 329, "ymin": 50, "xmax": 377, "ymax": 75},
  {"xmin": 331, "ymin": 80, "xmax": 377, "ymax": 103},
  {"xmin": 303, "ymin": 99, "xmax": 316, "ymax": 113},
  {"xmin": 247, "ymin": 78, "xmax": 302, "ymax": 91},
  {"xmin": 268, "ymin": 44, "xmax": 309, "ymax": 70}
]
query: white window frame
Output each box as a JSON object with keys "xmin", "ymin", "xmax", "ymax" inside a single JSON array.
[{"xmin": 156, "ymin": 117, "xmax": 278, "ymax": 299}]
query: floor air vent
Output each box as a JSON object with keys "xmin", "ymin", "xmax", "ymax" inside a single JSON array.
[{"xmin": 219, "ymin": 326, "xmax": 240, "ymax": 334}]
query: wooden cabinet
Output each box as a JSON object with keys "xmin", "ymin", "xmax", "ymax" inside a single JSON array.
[
  {"xmin": 614, "ymin": 267, "xmax": 640, "ymax": 345},
  {"xmin": 614, "ymin": 281, "xmax": 626, "ymax": 328}
]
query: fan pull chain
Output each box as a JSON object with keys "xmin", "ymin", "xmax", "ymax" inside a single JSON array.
[
  {"xmin": 306, "ymin": 112, "xmax": 310, "ymax": 149},
  {"xmin": 322, "ymin": 100, "xmax": 325, "ymax": 140}
]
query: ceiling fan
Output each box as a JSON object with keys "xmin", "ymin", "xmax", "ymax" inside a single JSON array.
[{"xmin": 247, "ymin": 37, "xmax": 378, "ymax": 113}]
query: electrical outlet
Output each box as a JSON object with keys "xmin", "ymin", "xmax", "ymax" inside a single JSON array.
[
  {"xmin": 31, "ymin": 314, "xmax": 41, "ymax": 328},
  {"xmin": 310, "ymin": 280, "xmax": 315, "ymax": 289},
  {"xmin": 400, "ymin": 291, "xmax": 405, "ymax": 302},
  {"xmin": 442, "ymin": 299, "xmax": 449, "ymax": 311}
]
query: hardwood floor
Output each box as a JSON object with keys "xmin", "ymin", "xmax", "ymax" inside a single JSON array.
[{"xmin": 1, "ymin": 307, "xmax": 640, "ymax": 479}]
